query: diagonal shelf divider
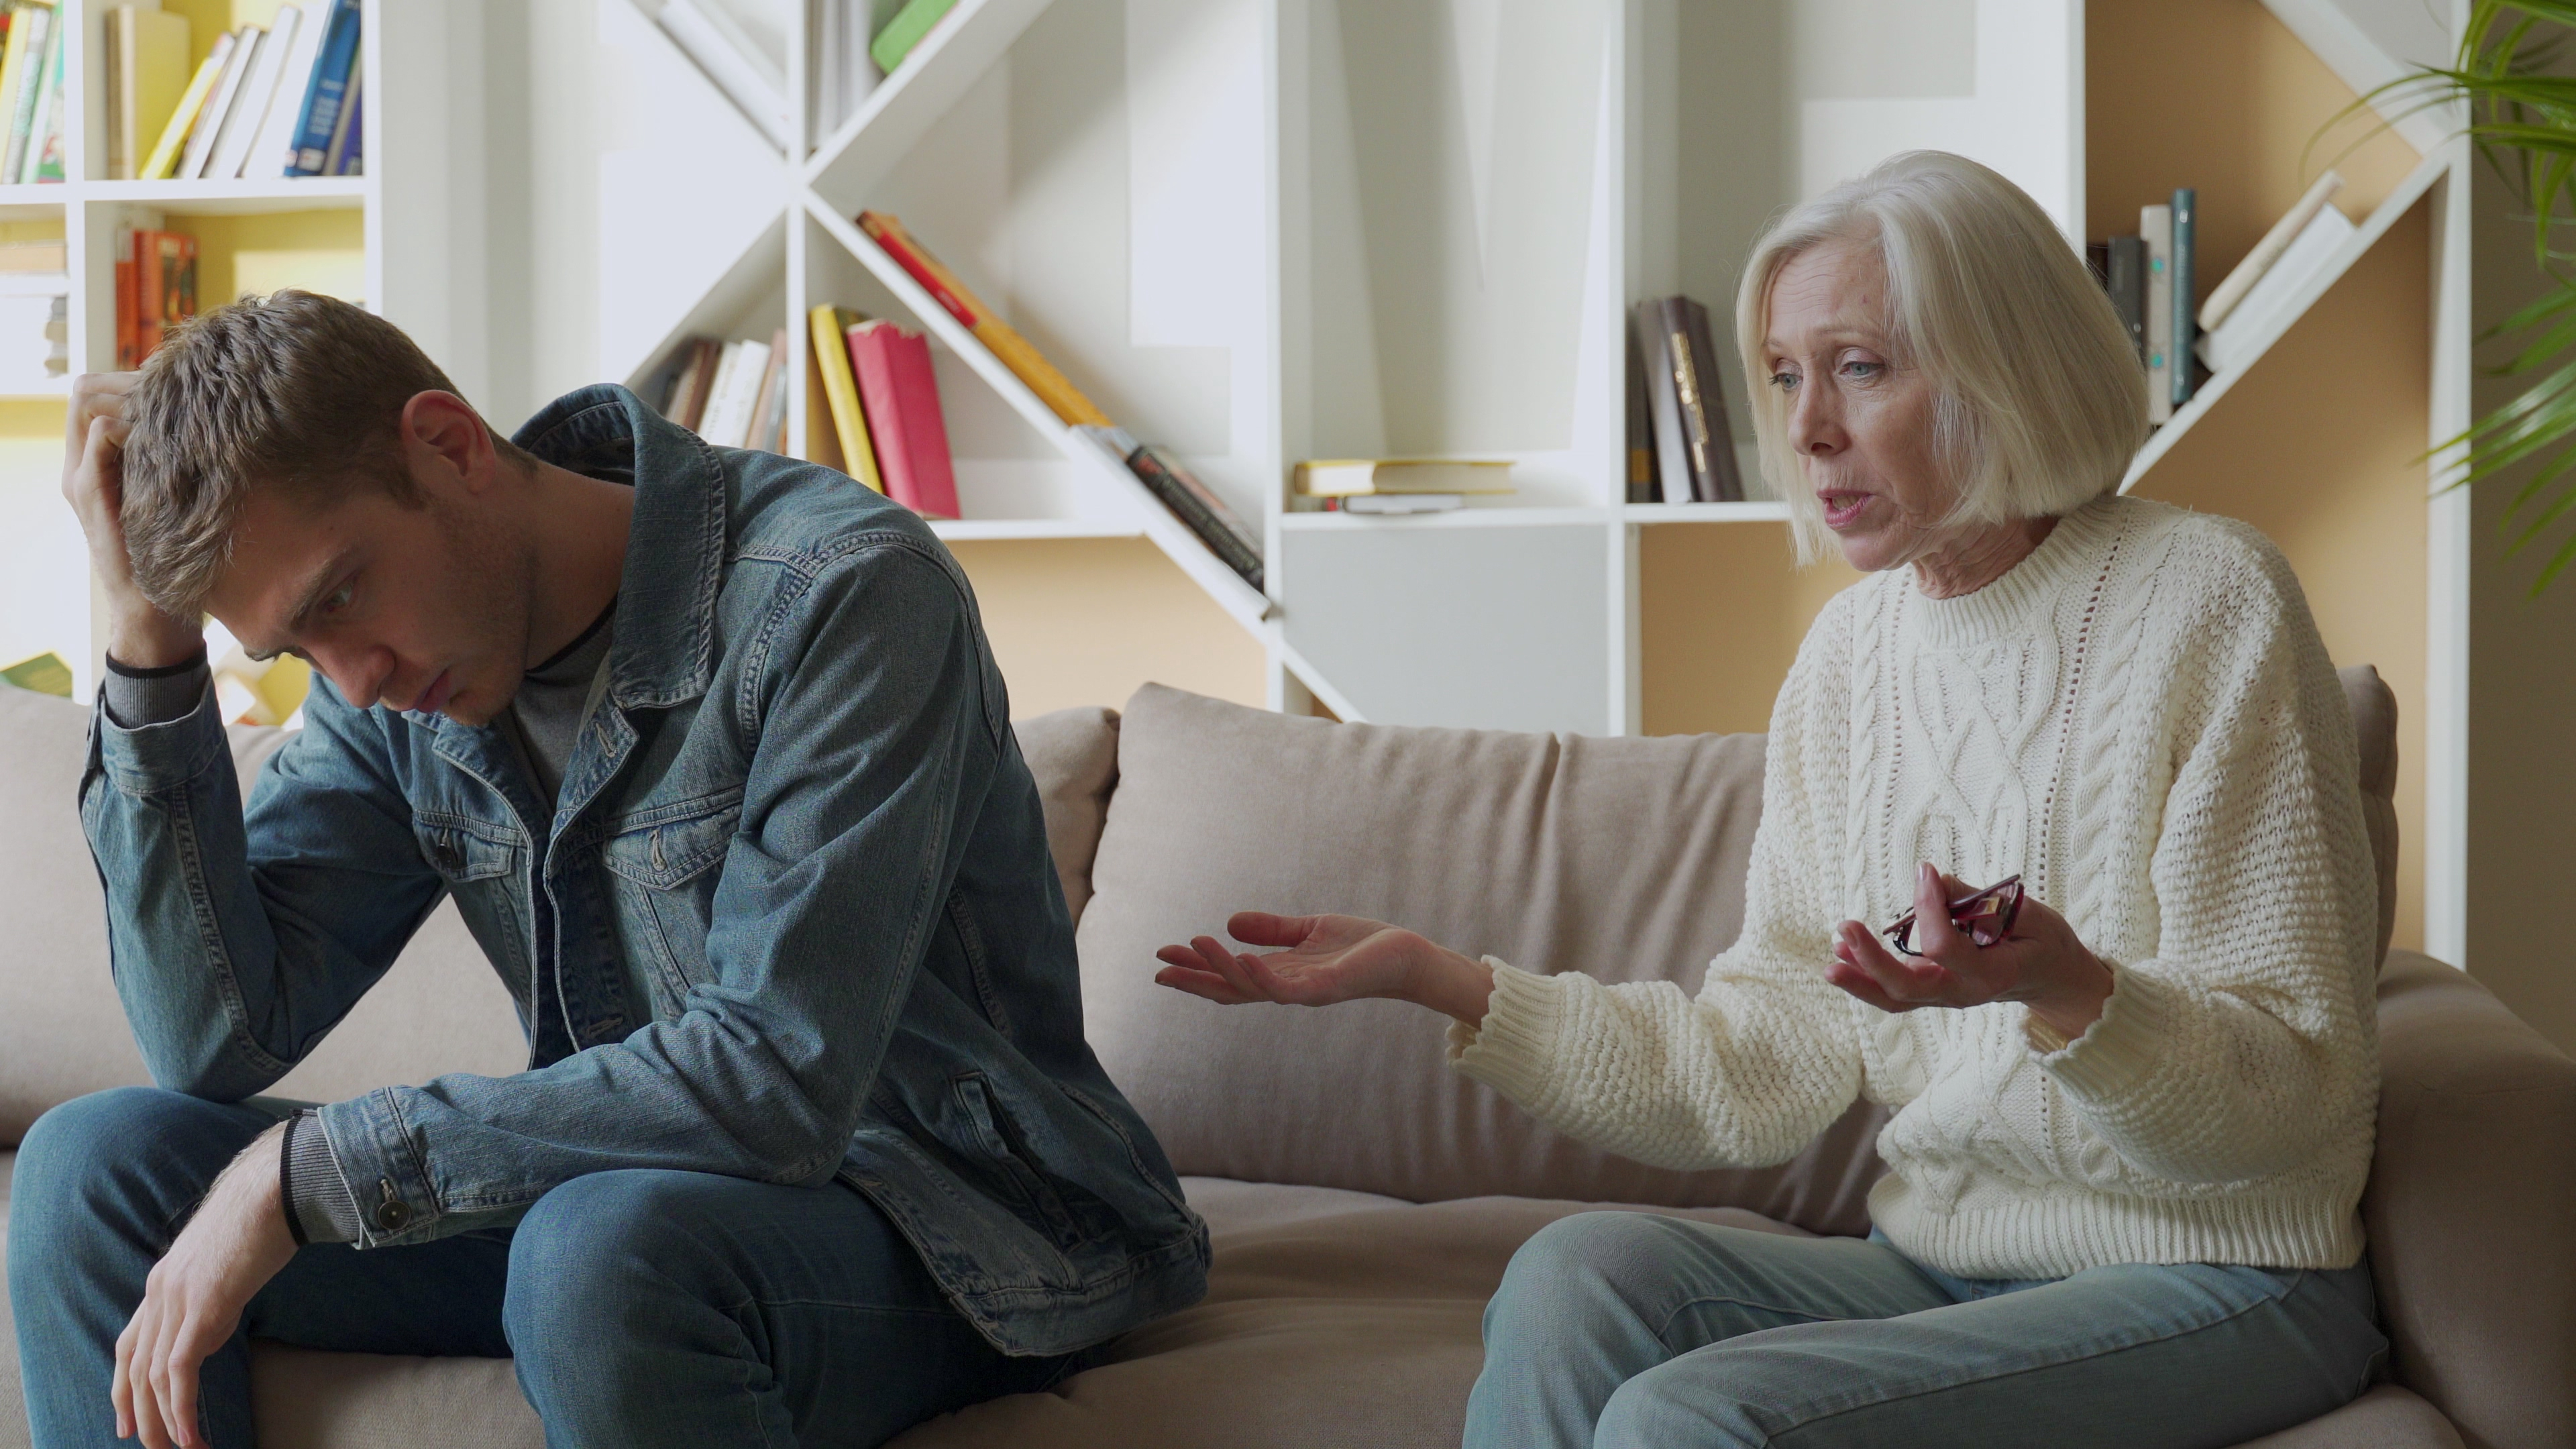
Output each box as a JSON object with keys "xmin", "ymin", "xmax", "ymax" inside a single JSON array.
[
  {"xmin": 2123, "ymin": 152, "xmax": 2447, "ymax": 491},
  {"xmin": 804, "ymin": 0, "xmax": 1060, "ymax": 206},
  {"xmin": 802, "ymin": 197, "xmax": 1275, "ymax": 631}
]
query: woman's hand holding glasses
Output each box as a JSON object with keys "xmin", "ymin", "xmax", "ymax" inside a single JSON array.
[{"xmin": 1828, "ymin": 863, "xmax": 2114, "ymax": 1042}]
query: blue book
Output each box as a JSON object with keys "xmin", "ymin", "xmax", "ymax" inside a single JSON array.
[
  {"xmin": 2170, "ymin": 186, "xmax": 2196, "ymax": 408},
  {"xmin": 285, "ymin": 0, "xmax": 358, "ymax": 176}
]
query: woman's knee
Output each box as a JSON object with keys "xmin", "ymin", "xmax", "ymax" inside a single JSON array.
[{"xmin": 1489, "ymin": 1211, "xmax": 1716, "ymax": 1349}]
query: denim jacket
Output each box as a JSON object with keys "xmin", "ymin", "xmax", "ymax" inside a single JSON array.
[{"xmin": 78, "ymin": 384, "xmax": 1209, "ymax": 1356}]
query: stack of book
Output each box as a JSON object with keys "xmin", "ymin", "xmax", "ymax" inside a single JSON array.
[
  {"xmin": 1629, "ymin": 295, "xmax": 1743, "ymax": 503},
  {"xmin": 139, "ymin": 0, "xmax": 362, "ymax": 183},
  {"xmin": 657, "ymin": 330, "xmax": 793, "ymax": 457},
  {"xmin": 2194, "ymin": 172, "xmax": 2351, "ymax": 378},
  {"xmin": 851, "ymin": 209, "xmax": 1264, "ymax": 588},
  {"xmin": 0, "ymin": 4, "xmax": 67, "ymax": 186},
  {"xmin": 2092, "ymin": 186, "xmax": 2209, "ymax": 422},
  {"xmin": 808, "ymin": 303, "xmax": 961, "ymax": 521},
  {"xmin": 1291, "ymin": 460, "xmax": 1514, "ymax": 515},
  {"xmin": 0, "ymin": 235, "xmax": 63, "ymax": 392},
  {"xmin": 112, "ymin": 227, "xmax": 197, "ymax": 368}
]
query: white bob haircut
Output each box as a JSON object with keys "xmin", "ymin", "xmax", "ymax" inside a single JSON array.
[{"xmin": 1734, "ymin": 150, "xmax": 2150, "ymax": 564}]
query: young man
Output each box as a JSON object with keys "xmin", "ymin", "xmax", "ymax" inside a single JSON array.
[{"xmin": 7, "ymin": 291, "xmax": 1206, "ymax": 1448}]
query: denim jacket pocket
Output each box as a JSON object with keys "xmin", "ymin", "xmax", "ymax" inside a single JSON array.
[
  {"xmin": 951, "ymin": 1071, "xmax": 1087, "ymax": 1252},
  {"xmin": 600, "ymin": 795, "xmax": 743, "ymax": 1011},
  {"xmin": 412, "ymin": 818, "xmax": 520, "ymax": 883}
]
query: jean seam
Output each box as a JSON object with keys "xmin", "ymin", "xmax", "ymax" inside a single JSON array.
[
  {"xmin": 1655, "ymin": 1295, "xmax": 1860, "ymax": 1348},
  {"xmin": 1756, "ymin": 1272, "xmax": 2327, "ymax": 1440}
]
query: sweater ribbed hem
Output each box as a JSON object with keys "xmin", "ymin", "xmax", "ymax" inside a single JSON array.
[
  {"xmin": 1869, "ymin": 1172, "xmax": 2368, "ymax": 1277},
  {"xmin": 1446, "ymin": 959, "xmax": 1572, "ymax": 1113},
  {"xmin": 1911, "ymin": 492, "xmax": 2125, "ymax": 646},
  {"xmin": 2031, "ymin": 958, "xmax": 2178, "ymax": 1103}
]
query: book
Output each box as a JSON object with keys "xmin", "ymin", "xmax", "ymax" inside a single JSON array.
[
  {"xmin": 2106, "ymin": 233, "xmax": 2145, "ymax": 366},
  {"xmin": 657, "ymin": 0, "xmax": 788, "ymax": 151},
  {"xmin": 702, "ymin": 337, "xmax": 771, "ymax": 446},
  {"xmin": 807, "ymin": 303, "xmax": 883, "ymax": 491},
  {"xmin": 113, "ymin": 228, "xmax": 134, "ymax": 368},
  {"xmin": 209, "ymin": 5, "xmax": 297, "ymax": 180},
  {"xmin": 856, "ymin": 211, "xmax": 1113, "ymax": 427},
  {"xmin": 140, "ymin": 32, "xmax": 231, "ymax": 181},
  {"xmin": 659, "ymin": 337, "xmax": 722, "ymax": 431},
  {"xmin": 1077, "ymin": 425, "xmax": 1264, "ymax": 588},
  {"xmin": 1655, "ymin": 295, "xmax": 1742, "ymax": 502},
  {"xmin": 284, "ymin": 0, "xmax": 358, "ymax": 176},
  {"xmin": 127, "ymin": 228, "xmax": 197, "ymax": 363},
  {"xmin": 2169, "ymin": 186, "xmax": 2196, "ymax": 410},
  {"xmin": 745, "ymin": 326, "xmax": 788, "ymax": 454},
  {"xmin": 845, "ymin": 319, "xmax": 959, "ymax": 519},
  {"xmin": 1623, "ymin": 309, "xmax": 1658, "ymax": 504},
  {"xmin": 1342, "ymin": 494, "xmax": 1462, "ymax": 515},
  {"xmin": 2194, "ymin": 203, "xmax": 2356, "ymax": 375},
  {"xmin": 0, "ymin": 4, "xmax": 49, "ymax": 184},
  {"xmin": 2141, "ymin": 202, "xmax": 2172, "ymax": 425},
  {"xmin": 326, "ymin": 73, "xmax": 360, "ymax": 174},
  {"xmin": 180, "ymin": 25, "xmax": 259, "ymax": 180},
  {"xmin": 246, "ymin": 0, "xmax": 330, "ymax": 179},
  {"xmin": 1, "ymin": 650, "xmax": 70, "ymax": 696},
  {"xmin": 1293, "ymin": 459, "xmax": 1514, "ymax": 496},
  {"xmin": 0, "ymin": 237, "xmax": 60, "ymax": 270},
  {"xmin": 109, "ymin": 7, "xmax": 192, "ymax": 182},
  {"xmin": 19, "ymin": 5, "xmax": 60, "ymax": 183},
  {"xmin": 2202, "ymin": 172, "xmax": 2344, "ymax": 333},
  {"xmin": 1636, "ymin": 300, "xmax": 1690, "ymax": 504},
  {"xmin": 870, "ymin": 0, "xmax": 958, "ymax": 74}
]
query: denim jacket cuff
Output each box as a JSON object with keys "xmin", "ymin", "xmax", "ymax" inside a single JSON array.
[
  {"xmin": 91, "ymin": 675, "xmax": 231, "ymax": 794},
  {"xmin": 317, "ymin": 1089, "xmax": 444, "ymax": 1248}
]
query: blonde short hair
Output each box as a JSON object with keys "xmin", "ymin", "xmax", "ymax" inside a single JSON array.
[{"xmin": 1734, "ymin": 150, "xmax": 2149, "ymax": 563}]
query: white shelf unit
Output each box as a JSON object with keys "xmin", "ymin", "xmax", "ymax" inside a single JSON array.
[
  {"xmin": 608, "ymin": 0, "xmax": 2473, "ymax": 949},
  {"xmin": 0, "ymin": 0, "xmax": 466, "ymax": 700}
]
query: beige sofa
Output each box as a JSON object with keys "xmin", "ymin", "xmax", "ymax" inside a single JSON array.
[{"xmin": 3, "ymin": 674, "xmax": 2569, "ymax": 1448}]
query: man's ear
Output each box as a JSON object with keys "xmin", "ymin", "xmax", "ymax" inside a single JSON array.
[{"xmin": 399, "ymin": 390, "xmax": 498, "ymax": 495}]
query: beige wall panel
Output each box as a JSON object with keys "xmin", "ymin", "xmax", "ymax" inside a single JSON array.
[
  {"xmin": 1639, "ymin": 525, "xmax": 1859, "ymax": 738},
  {"xmin": 2089, "ymin": 0, "xmax": 2420, "ymax": 272},
  {"xmin": 947, "ymin": 538, "xmax": 1267, "ymax": 719},
  {"xmin": 2129, "ymin": 203, "xmax": 2432, "ymax": 955}
]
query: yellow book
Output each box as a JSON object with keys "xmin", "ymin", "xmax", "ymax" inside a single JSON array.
[
  {"xmin": 138, "ymin": 36, "xmax": 227, "ymax": 181},
  {"xmin": 117, "ymin": 8, "xmax": 192, "ymax": 182},
  {"xmin": 807, "ymin": 305, "xmax": 883, "ymax": 493}
]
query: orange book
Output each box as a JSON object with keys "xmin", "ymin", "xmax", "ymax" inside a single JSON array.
[
  {"xmin": 855, "ymin": 211, "xmax": 1111, "ymax": 428},
  {"xmin": 113, "ymin": 229, "xmax": 136, "ymax": 369}
]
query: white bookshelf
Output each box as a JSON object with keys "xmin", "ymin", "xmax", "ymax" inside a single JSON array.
[
  {"xmin": 0, "ymin": 0, "xmax": 466, "ymax": 700},
  {"xmin": 610, "ymin": 0, "xmax": 2477, "ymax": 949}
]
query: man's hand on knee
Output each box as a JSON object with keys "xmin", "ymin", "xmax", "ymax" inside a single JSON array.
[{"xmin": 113, "ymin": 1120, "xmax": 299, "ymax": 1448}]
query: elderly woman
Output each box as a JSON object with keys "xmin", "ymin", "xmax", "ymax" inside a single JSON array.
[{"xmin": 1152, "ymin": 150, "xmax": 2387, "ymax": 1448}]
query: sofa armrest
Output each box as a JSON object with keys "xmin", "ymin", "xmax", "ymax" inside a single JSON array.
[{"xmin": 2366, "ymin": 950, "xmax": 2576, "ymax": 1449}]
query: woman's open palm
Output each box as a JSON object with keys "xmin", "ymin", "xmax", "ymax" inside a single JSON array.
[{"xmin": 1153, "ymin": 911, "xmax": 1428, "ymax": 1008}]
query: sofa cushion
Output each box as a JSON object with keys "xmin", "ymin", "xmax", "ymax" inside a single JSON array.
[
  {"xmin": 1014, "ymin": 706, "xmax": 1122, "ymax": 925},
  {"xmin": 888, "ymin": 1196, "xmax": 1815, "ymax": 1449},
  {"xmin": 1075, "ymin": 683, "xmax": 1887, "ymax": 1226},
  {"xmin": 2339, "ymin": 664, "xmax": 2399, "ymax": 965}
]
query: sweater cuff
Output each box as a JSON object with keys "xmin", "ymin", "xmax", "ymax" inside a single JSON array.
[
  {"xmin": 102, "ymin": 651, "xmax": 210, "ymax": 731},
  {"xmin": 1446, "ymin": 958, "xmax": 1572, "ymax": 1109},
  {"xmin": 284, "ymin": 1110, "xmax": 363, "ymax": 1245},
  {"xmin": 2027, "ymin": 958, "xmax": 2178, "ymax": 1102}
]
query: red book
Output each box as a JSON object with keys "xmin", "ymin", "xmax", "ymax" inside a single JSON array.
[{"xmin": 843, "ymin": 319, "xmax": 959, "ymax": 520}]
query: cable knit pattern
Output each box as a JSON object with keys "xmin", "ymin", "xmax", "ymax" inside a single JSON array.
[{"xmin": 1448, "ymin": 494, "xmax": 2381, "ymax": 1278}]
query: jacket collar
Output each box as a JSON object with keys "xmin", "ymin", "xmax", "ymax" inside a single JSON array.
[{"xmin": 511, "ymin": 384, "xmax": 728, "ymax": 710}]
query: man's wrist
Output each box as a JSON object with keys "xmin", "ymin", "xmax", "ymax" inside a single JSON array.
[{"xmin": 104, "ymin": 603, "xmax": 205, "ymax": 672}]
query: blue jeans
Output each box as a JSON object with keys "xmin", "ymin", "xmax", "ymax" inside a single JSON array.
[
  {"xmin": 1464, "ymin": 1211, "xmax": 2389, "ymax": 1448},
  {"xmin": 8, "ymin": 1088, "xmax": 1074, "ymax": 1448}
]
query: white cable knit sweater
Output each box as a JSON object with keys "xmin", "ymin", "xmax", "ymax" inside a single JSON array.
[{"xmin": 1449, "ymin": 493, "xmax": 2381, "ymax": 1279}]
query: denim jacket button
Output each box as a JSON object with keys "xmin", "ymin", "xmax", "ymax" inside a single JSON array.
[
  {"xmin": 373, "ymin": 1179, "xmax": 412, "ymax": 1232},
  {"xmin": 432, "ymin": 839, "xmax": 462, "ymax": 874}
]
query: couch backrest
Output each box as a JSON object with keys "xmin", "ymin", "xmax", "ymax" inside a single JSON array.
[{"xmin": 1069, "ymin": 668, "xmax": 2403, "ymax": 1230}]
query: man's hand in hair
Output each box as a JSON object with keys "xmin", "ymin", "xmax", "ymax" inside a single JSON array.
[{"xmin": 62, "ymin": 372, "xmax": 203, "ymax": 670}]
